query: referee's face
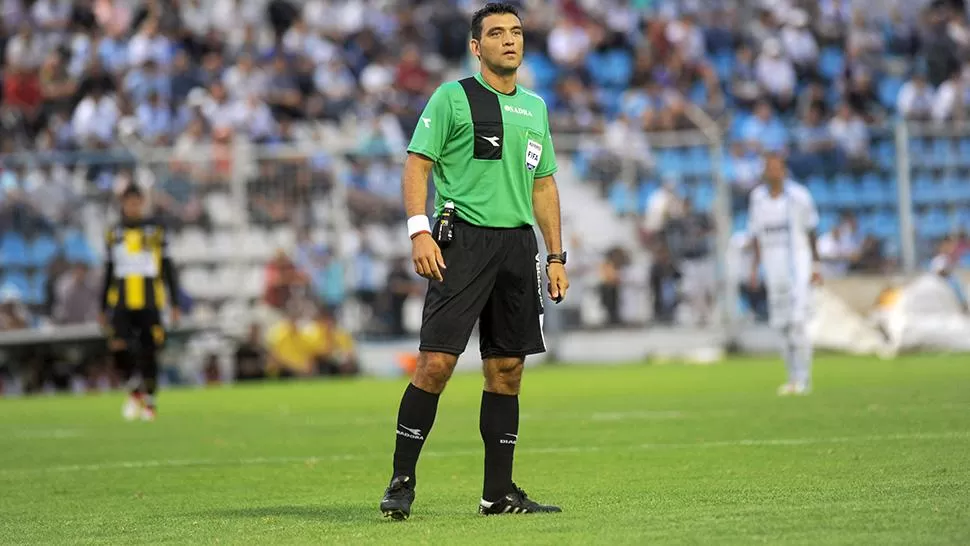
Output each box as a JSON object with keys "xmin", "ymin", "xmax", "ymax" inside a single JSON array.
[{"xmin": 472, "ymin": 13, "xmax": 524, "ymax": 75}]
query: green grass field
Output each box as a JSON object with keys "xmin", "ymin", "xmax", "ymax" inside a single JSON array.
[{"xmin": 1, "ymin": 355, "xmax": 969, "ymax": 545}]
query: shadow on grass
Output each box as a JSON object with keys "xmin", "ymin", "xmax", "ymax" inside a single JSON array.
[{"xmin": 200, "ymin": 504, "xmax": 371, "ymax": 521}]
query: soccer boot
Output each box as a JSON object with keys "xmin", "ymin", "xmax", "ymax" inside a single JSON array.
[
  {"xmin": 122, "ymin": 393, "xmax": 143, "ymax": 421},
  {"xmin": 792, "ymin": 382, "xmax": 811, "ymax": 396},
  {"xmin": 380, "ymin": 476, "xmax": 415, "ymax": 520},
  {"xmin": 777, "ymin": 383, "xmax": 796, "ymax": 396},
  {"xmin": 141, "ymin": 405, "xmax": 157, "ymax": 421},
  {"xmin": 479, "ymin": 484, "xmax": 562, "ymax": 515}
]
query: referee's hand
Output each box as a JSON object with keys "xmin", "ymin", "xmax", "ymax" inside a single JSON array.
[
  {"xmin": 547, "ymin": 262, "xmax": 569, "ymax": 303},
  {"xmin": 412, "ymin": 233, "xmax": 446, "ymax": 282}
]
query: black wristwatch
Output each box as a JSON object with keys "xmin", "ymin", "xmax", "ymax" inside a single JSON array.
[{"xmin": 546, "ymin": 252, "xmax": 567, "ymax": 265}]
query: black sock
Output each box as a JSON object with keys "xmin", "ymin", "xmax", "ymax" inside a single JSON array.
[
  {"xmin": 140, "ymin": 349, "xmax": 159, "ymax": 406},
  {"xmin": 480, "ymin": 391, "xmax": 519, "ymax": 502},
  {"xmin": 392, "ymin": 383, "xmax": 440, "ymax": 485},
  {"xmin": 113, "ymin": 349, "xmax": 140, "ymax": 395}
]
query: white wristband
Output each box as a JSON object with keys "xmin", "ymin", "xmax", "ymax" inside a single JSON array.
[{"xmin": 407, "ymin": 215, "xmax": 432, "ymax": 239}]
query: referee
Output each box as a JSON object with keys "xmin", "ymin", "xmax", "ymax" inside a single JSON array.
[{"xmin": 380, "ymin": 2, "xmax": 569, "ymax": 520}]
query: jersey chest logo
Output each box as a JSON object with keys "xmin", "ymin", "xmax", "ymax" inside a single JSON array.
[{"xmin": 526, "ymin": 139, "xmax": 542, "ymax": 171}]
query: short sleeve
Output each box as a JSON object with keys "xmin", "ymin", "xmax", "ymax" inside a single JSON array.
[
  {"xmin": 800, "ymin": 188, "xmax": 819, "ymax": 230},
  {"xmin": 746, "ymin": 190, "xmax": 761, "ymax": 236},
  {"xmin": 534, "ymin": 112, "xmax": 558, "ymax": 178},
  {"xmin": 104, "ymin": 229, "xmax": 115, "ymax": 262},
  {"xmin": 407, "ymin": 85, "xmax": 453, "ymax": 162}
]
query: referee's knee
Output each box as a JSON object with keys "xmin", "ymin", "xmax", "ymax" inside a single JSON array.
[
  {"xmin": 413, "ymin": 352, "xmax": 458, "ymax": 394},
  {"xmin": 483, "ymin": 357, "xmax": 524, "ymax": 395}
]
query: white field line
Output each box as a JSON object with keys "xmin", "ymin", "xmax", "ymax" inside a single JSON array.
[{"xmin": 2, "ymin": 431, "xmax": 967, "ymax": 477}]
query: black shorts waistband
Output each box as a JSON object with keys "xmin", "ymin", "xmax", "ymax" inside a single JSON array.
[{"xmin": 447, "ymin": 216, "xmax": 533, "ymax": 231}]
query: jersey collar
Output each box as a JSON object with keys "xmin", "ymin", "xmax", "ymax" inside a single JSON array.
[{"xmin": 474, "ymin": 72, "xmax": 517, "ymax": 96}]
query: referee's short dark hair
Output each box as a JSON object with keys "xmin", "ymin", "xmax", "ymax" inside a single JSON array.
[{"xmin": 471, "ymin": 2, "xmax": 521, "ymax": 41}]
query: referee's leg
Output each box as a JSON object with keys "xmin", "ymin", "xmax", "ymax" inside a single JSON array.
[
  {"xmin": 475, "ymin": 227, "xmax": 560, "ymax": 514},
  {"xmin": 381, "ymin": 223, "xmax": 499, "ymax": 520}
]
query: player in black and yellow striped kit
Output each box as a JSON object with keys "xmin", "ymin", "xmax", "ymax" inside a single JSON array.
[{"xmin": 99, "ymin": 184, "xmax": 181, "ymax": 421}]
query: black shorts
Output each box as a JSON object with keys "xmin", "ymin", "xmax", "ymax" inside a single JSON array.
[
  {"xmin": 109, "ymin": 308, "xmax": 166, "ymax": 352},
  {"xmin": 420, "ymin": 221, "xmax": 545, "ymax": 359}
]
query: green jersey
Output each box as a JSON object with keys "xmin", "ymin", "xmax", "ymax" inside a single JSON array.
[{"xmin": 407, "ymin": 73, "xmax": 558, "ymax": 228}]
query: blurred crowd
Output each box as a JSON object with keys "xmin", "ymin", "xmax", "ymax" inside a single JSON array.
[{"xmin": 4, "ymin": 0, "xmax": 970, "ymax": 389}]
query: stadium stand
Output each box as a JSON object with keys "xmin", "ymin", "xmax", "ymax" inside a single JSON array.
[{"xmin": 2, "ymin": 0, "xmax": 970, "ymax": 391}]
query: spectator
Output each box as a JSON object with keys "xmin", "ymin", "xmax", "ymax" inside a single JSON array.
[
  {"xmin": 663, "ymin": 198, "xmax": 715, "ymax": 325},
  {"xmin": 730, "ymin": 44, "xmax": 762, "ymax": 111},
  {"xmin": 265, "ymin": 310, "xmax": 314, "ymax": 378},
  {"xmin": 598, "ymin": 247, "xmax": 629, "ymax": 327},
  {"xmin": 135, "ymin": 91, "xmax": 173, "ymax": 145},
  {"xmin": 723, "ymin": 142, "xmax": 761, "ymax": 213},
  {"xmin": 38, "ymin": 52, "xmax": 77, "ymax": 118},
  {"xmin": 818, "ymin": 212, "xmax": 865, "ymax": 278},
  {"xmin": 263, "ymin": 249, "xmax": 308, "ymax": 310},
  {"xmin": 223, "ymin": 52, "xmax": 267, "ymax": 102},
  {"xmin": 665, "ymin": 13, "xmax": 706, "ymax": 64},
  {"xmin": 730, "ymin": 232, "xmax": 768, "ymax": 322},
  {"xmin": 797, "ymin": 82, "xmax": 830, "ymax": 121},
  {"xmin": 385, "ymin": 256, "xmax": 417, "ymax": 338},
  {"xmin": 124, "ymin": 59, "xmax": 171, "ymax": 105},
  {"xmin": 897, "ymin": 70, "xmax": 936, "ymax": 121},
  {"xmin": 741, "ymin": 101, "xmax": 788, "ymax": 155},
  {"xmin": 790, "ymin": 105, "xmax": 840, "ymax": 178},
  {"xmin": 642, "ymin": 176, "xmax": 685, "ymax": 242},
  {"xmin": 25, "ymin": 163, "xmax": 76, "ymax": 226},
  {"xmin": 265, "ymin": 55, "xmax": 303, "ymax": 120},
  {"xmin": 126, "ymin": 17, "xmax": 173, "ymax": 68},
  {"xmin": 71, "ymin": 86, "xmax": 119, "ymax": 148},
  {"xmin": 53, "ymin": 263, "xmax": 100, "ymax": 324},
  {"xmin": 0, "ymin": 287, "xmax": 31, "ymax": 331},
  {"xmin": 6, "ymin": 23, "xmax": 48, "ymax": 70},
  {"xmin": 234, "ymin": 323, "xmax": 267, "ymax": 382},
  {"xmin": 395, "ymin": 44, "xmax": 430, "ymax": 96},
  {"xmin": 781, "ymin": 9, "xmax": 819, "ymax": 80},
  {"xmin": 302, "ymin": 307, "xmax": 359, "ymax": 376},
  {"xmin": 755, "ymin": 38, "xmax": 796, "ymax": 113},
  {"xmin": 829, "ymin": 103, "xmax": 871, "ymax": 170},
  {"xmin": 353, "ymin": 238, "xmax": 382, "ymax": 324},
  {"xmin": 547, "ymin": 16, "xmax": 591, "ymax": 71},
  {"xmin": 845, "ymin": 69, "xmax": 883, "ymax": 123},
  {"xmin": 648, "ymin": 244, "xmax": 681, "ymax": 325},
  {"xmin": 931, "ymin": 67, "xmax": 968, "ymax": 122}
]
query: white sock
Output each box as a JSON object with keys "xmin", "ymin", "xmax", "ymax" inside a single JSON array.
[
  {"xmin": 781, "ymin": 326, "xmax": 797, "ymax": 384},
  {"xmin": 788, "ymin": 322, "xmax": 812, "ymax": 387}
]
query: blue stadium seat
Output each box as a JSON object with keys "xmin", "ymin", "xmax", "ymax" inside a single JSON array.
[
  {"xmin": 657, "ymin": 150, "xmax": 685, "ymax": 177},
  {"xmin": 608, "ymin": 181, "xmax": 636, "ymax": 215},
  {"xmin": 0, "ymin": 271, "xmax": 30, "ymax": 296},
  {"xmin": 918, "ymin": 209, "xmax": 950, "ymax": 239},
  {"xmin": 877, "ymin": 76, "xmax": 903, "ymax": 110},
  {"xmin": 832, "ymin": 176, "xmax": 860, "ymax": 206},
  {"xmin": 875, "ymin": 140, "xmax": 895, "ymax": 169},
  {"xmin": 63, "ymin": 230, "xmax": 95, "ymax": 264},
  {"xmin": 26, "ymin": 272, "xmax": 47, "ymax": 306},
  {"xmin": 870, "ymin": 213, "xmax": 899, "ymax": 240},
  {"xmin": 637, "ymin": 181, "xmax": 657, "ymax": 214},
  {"xmin": 959, "ymin": 139, "xmax": 970, "ymax": 164},
  {"xmin": 913, "ymin": 175, "xmax": 943, "ymax": 206},
  {"xmin": 585, "ymin": 52, "xmax": 609, "ymax": 87},
  {"xmin": 961, "ymin": 253, "xmax": 970, "ymax": 268},
  {"xmin": 604, "ymin": 50, "xmax": 633, "ymax": 88},
  {"xmin": 929, "ymin": 138, "xmax": 953, "ymax": 168},
  {"xmin": 818, "ymin": 211, "xmax": 838, "ymax": 234},
  {"xmin": 27, "ymin": 234, "xmax": 60, "ymax": 269},
  {"xmin": 808, "ymin": 177, "xmax": 833, "ymax": 207},
  {"xmin": 524, "ymin": 53, "xmax": 558, "ymax": 89},
  {"xmin": 819, "ymin": 47, "xmax": 844, "ymax": 81},
  {"xmin": 693, "ymin": 184, "xmax": 714, "ymax": 212},
  {"xmin": 713, "ymin": 51, "xmax": 734, "ymax": 82},
  {"xmin": 0, "ymin": 232, "xmax": 29, "ymax": 268}
]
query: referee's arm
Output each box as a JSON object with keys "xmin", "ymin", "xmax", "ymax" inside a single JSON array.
[
  {"xmin": 533, "ymin": 175, "xmax": 568, "ymax": 301},
  {"xmin": 403, "ymin": 152, "xmax": 446, "ymax": 281}
]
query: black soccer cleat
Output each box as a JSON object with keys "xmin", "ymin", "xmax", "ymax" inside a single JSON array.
[
  {"xmin": 380, "ymin": 476, "xmax": 415, "ymax": 521},
  {"xmin": 478, "ymin": 484, "xmax": 562, "ymax": 515}
]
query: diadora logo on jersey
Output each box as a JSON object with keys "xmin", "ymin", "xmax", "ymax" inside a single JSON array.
[
  {"xmin": 504, "ymin": 105, "xmax": 534, "ymax": 117},
  {"xmin": 480, "ymin": 135, "xmax": 501, "ymax": 147},
  {"xmin": 421, "ymin": 117, "xmax": 431, "ymax": 128}
]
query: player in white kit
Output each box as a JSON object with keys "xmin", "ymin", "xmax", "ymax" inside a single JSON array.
[{"xmin": 747, "ymin": 153, "xmax": 823, "ymax": 395}]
